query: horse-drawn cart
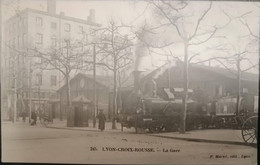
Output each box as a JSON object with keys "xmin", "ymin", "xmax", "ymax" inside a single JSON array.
[{"xmin": 241, "ymin": 115, "xmax": 258, "ymax": 144}]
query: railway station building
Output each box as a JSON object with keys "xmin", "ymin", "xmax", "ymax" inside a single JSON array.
[
  {"xmin": 57, "ymin": 73, "xmax": 113, "ymax": 126},
  {"xmin": 137, "ymin": 61, "xmax": 258, "ymax": 115}
]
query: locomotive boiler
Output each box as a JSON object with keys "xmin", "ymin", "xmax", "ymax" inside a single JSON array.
[{"xmin": 119, "ymin": 85, "xmax": 211, "ymax": 133}]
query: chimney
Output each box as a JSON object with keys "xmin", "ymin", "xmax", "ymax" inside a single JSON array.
[
  {"xmin": 88, "ymin": 9, "xmax": 95, "ymax": 23},
  {"xmin": 60, "ymin": 12, "xmax": 65, "ymax": 16},
  {"xmin": 47, "ymin": 0, "xmax": 56, "ymax": 14}
]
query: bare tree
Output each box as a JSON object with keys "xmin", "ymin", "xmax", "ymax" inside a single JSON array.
[
  {"xmin": 1, "ymin": 0, "xmax": 25, "ymax": 122},
  {"xmin": 90, "ymin": 20, "xmax": 134, "ymax": 129},
  {"xmin": 30, "ymin": 39, "xmax": 92, "ymax": 127},
  {"xmin": 200, "ymin": 37, "xmax": 259, "ymax": 116},
  {"xmin": 197, "ymin": 7, "xmax": 260, "ymax": 116},
  {"xmin": 140, "ymin": 1, "xmax": 231, "ymax": 133}
]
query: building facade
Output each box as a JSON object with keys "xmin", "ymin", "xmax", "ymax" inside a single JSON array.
[{"xmin": 2, "ymin": 1, "xmax": 100, "ymax": 121}]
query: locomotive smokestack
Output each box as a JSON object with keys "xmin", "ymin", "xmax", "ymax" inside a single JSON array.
[
  {"xmin": 133, "ymin": 71, "xmax": 141, "ymax": 92},
  {"xmin": 134, "ymin": 26, "xmax": 150, "ymax": 71},
  {"xmin": 133, "ymin": 25, "xmax": 151, "ymax": 91}
]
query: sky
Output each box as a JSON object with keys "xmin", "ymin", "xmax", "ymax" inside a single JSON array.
[{"xmin": 2, "ymin": 0, "xmax": 260, "ymax": 73}]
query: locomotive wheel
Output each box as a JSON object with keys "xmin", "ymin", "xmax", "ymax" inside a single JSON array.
[
  {"xmin": 242, "ymin": 116, "xmax": 258, "ymax": 144},
  {"xmin": 148, "ymin": 123, "xmax": 164, "ymax": 133},
  {"xmin": 40, "ymin": 118, "xmax": 49, "ymax": 127},
  {"xmin": 165, "ymin": 124, "xmax": 178, "ymax": 132}
]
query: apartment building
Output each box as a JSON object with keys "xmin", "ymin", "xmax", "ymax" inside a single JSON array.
[{"xmin": 2, "ymin": 1, "xmax": 100, "ymax": 120}]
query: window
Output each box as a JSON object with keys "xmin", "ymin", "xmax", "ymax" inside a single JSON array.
[
  {"xmin": 36, "ymin": 73, "xmax": 42, "ymax": 85},
  {"xmin": 242, "ymin": 88, "xmax": 248, "ymax": 93},
  {"xmin": 20, "ymin": 18, "xmax": 24, "ymax": 27},
  {"xmin": 64, "ymin": 23, "xmax": 70, "ymax": 32},
  {"xmin": 51, "ymin": 22, "xmax": 57, "ymax": 29},
  {"xmin": 51, "ymin": 37, "xmax": 57, "ymax": 47},
  {"xmin": 23, "ymin": 18, "xmax": 26, "ymax": 27},
  {"xmin": 36, "ymin": 33, "xmax": 43, "ymax": 44},
  {"xmin": 40, "ymin": 92, "xmax": 45, "ymax": 98},
  {"xmin": 85, "ymin": 34, "xmax": 88, "ymax": 42},
  {"xmin": 13, "ymin": 38, "xmax": 15, "ymax": 47},
  {"xmin": 78, "ymin": 25, "xmax": 83, "ymax": 33},
  {"xmin": 50, "ymin": 75, "xmax": 57, "ymax": 86},
  {"xmin": 8, "ymin": 25, "xmax": 10, "ymax": 34},
  {"xmin": 17, "ymin": 35, "xmax": 20, "ymax": 46},
  {"xmin": 22, "ymin": 33, "xmax": 26, "ymax": 46},
  {"xmin": 78, "ymin": 42, "xmax": 84, "ymax": 51},
  {"xmin": 254, "ymin": 96, "xmax": 258, "ymax": 113},
  {"xmin": 215, "ymin": 85, "xmax": 223, "ymax": 96},
  {"xmin": 36, "ymin": 17, "xmax": 42, "ymax": 26},
  {"xmin": 33, "ymin": 92, "xmax": 38, "ymax": 98},
  {"xmin": 9, "ymin": 24, "xmax": 12, "ymax": 34},
  {"xmin": 18, "ymin": 19, "xmax": 22, "ymax": 28},
  {"xmin": 13, "ymin": 23, "xmax": 16, "ymax": 32},
  {"xmin": 49, "ymin": 93, "xmax": 54, "ymax": 99},
  {"xmin": 24, "ymin": 92, "xmax": 29, "ymax": 98}
]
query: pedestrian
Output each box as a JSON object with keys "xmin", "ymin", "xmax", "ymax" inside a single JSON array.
[
  {"xmin": 22, "ymin": 111, "xmax": 26, "ymax": 122},
  {"xmin": 210, "ymin": 100, "xmax": 217, "ymax": 116},
  {"xmin": 97, "ymin": 110, "xmax": 106, "ymax": 131},
  {"xmin": 30, "ymin": 111, "xmax": 37, "ymax": 126}
]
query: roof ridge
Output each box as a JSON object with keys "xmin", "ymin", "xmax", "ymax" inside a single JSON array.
[{"xmin": 6, "ymin": 8, "xmax": 101, "ymax": 27}]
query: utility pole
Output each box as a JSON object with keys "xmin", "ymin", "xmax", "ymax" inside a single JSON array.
[
  {"xmin": 65, "ymin": 40, "xmax": 72, "ymax": 127},
  {"xmin": 112, "ymin": 51, "xmax": 117, "ymax": 129},
  {"xmin": 236, "ymin": 37, "xmax": 243, "ymax": 116},
  {"xmin": 13, "ymin": 49, "xmax": 18, "ymax": 123},
  {"xmin": 236, "ymin": 54, "xmax": 241, "ymax": 116},
  {"xmin": 111, "ymin": 23, "xmax": 117, "ymax": 130},
  {"xmin": 167, "ymin": 55, "xmax": 171, "ymax": 88},
  {"xmin": 38, "ymin": 86, "xmax": 41, "ymax": 119},
  {"xmin": 93, "ymin": 43, "xmax": 97, "ymax": 128},
  {"xmin": 84, "ymin": 43, "xmax": 99, "ymax": 128},
  {"xmin": 13, "ymin": 59, "xmax": 18, "ymax": 123},
  {"xmin": 28, "ymin": 61, "xmax": 32, "ymax": 123},
  {"xmin": 13, "ymin": 76, "xmax": 17, "ymax": 123},
  {"xmin": 0, "ymin": 0, "xmax": 2, "ymax": 121}
]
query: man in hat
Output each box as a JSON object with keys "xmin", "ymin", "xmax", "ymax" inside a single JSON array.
[{"xmin": 97, "ymin": 110, "xmax": 106, "ymax": 131}]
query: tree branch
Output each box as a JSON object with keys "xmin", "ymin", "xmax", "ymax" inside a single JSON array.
[{"xmin": 189, "ymin": 1, "xmax": 212, "ymax": 40}]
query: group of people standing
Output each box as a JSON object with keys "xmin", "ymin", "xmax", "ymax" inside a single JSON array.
[
  {"xmin": 17, "ymin": 111, "xmax": 38, "ymax": 125},
  {"xmin": 30, "ymin": 111, "xmax": 37, "ymax": 125},
  {"xmin": 20, "ymin": 109, "xmax": 107, "ymax": 131}
]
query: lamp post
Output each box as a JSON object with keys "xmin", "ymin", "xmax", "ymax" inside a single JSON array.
[
  {"xmin": 84, "ymin": 41, "xmax": 101, "ymax": 128},
  {"xmin": 93, "ymin": 43, "xmax": 97, "ymax": 128},
  {"xmin": 28, "ymin": 61, "xmax": 32, "ymax": 123},
  {"xmin": 38, "ymin": 85, "xmax": 41, "ymax": 119}
]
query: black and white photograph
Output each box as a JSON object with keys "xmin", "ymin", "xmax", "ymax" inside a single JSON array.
[{"xmin": 0, "ymin": 0, "xmax": 259, "ymax": 164}]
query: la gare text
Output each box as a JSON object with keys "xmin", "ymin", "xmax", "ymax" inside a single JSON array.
[{"xmin": 90, "ymin": 147, "xmax": 181, "ymax": 153}]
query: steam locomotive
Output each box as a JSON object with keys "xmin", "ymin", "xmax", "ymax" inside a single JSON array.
[
  {"xmin": 117, "ymin": 65, "xmax": 251, "ymax": 133},
  {"xmin": 118, "ymin": 86, "xmax": 212, "ymax": 133}
]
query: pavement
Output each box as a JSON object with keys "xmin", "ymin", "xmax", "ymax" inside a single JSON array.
[
  {"xmin": 150, "ymin": 129, "xmax": 255, "ymax": 147},
  {"xmin": 46, "ymin": 118, "xmax": 133, "ymax": 133},
  {"xmin": 2, "ymin": 118, "xmax": 256, "ymax": 147},
  {"xmin": 46, "ymin": 119, "xmax": 256, "ymax": 147}
]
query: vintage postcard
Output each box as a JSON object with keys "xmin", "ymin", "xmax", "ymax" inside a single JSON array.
[{"xmin": 1, "ymin": 0, "xmax": 258, "ymax": 164}]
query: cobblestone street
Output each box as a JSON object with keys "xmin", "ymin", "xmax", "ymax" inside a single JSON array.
[{"xmin": 1, "ymin": 121, "xmax": 257, "ymax": 164}]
